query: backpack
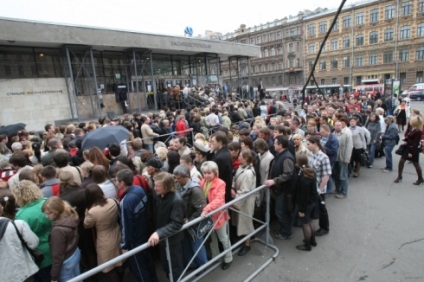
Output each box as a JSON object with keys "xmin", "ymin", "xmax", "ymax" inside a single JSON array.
[
  {"xmin": 51, "ymin": 183, "xmax": 60, "ymax": 196},
  {"xmin": 395, "ymin": 133, "xmax": 400, "ymax": 145}
]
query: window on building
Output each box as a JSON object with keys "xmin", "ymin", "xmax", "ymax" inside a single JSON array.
[
  {"xmin": 384, "ymin": 28, "xmax": 393, "ymax": 41},
  {"xmin": 356, "ymin": 34, "xmax": 364, "ymax": 46},
  {"xmin": 399, "ymin": 49, "xmax": 409, "ymax": 62},
  {"xmin": 264, "ymin": 48, "xmax": 269, "ymax": 57},
  {"xmin": 343, "ymin": 37, "xmax": 351, "ymax": 48},
  {"xmin": 400, "ymin": 26, "xmax": 411, "ymax": 39},
  {"xmin": 370, "ymin": 9, "xmax": 379, "ymax": 23},
  {"xmin": 343, "ymin": 56, "xmax": 350, "ymax": 68},
  {"xmin": 309, "ymin": 43, "xmax": 315, "ymax": 54},
  {"xmin": 417, "ymin": 46, "xmax": 424, "ymax": 60},
  {"xmin": 272, "ymin": 62, "xmax": 275, "ymax": 71},
  {"xmin": 384, "ymin": 50, "xmax": 393, "ymax": 63},
  {"xmin": 369, "ymin": 53, "xmax": 378, "ymax": 65},
  {"xmin": 331, "ymin": 39, "xmax": 338, "ymax": 50},
  {"xmin": 319, "ymin": 21, "xmax": 327, "ymax": 33},
  {"xmin": 289, "ymin": 43, "xmax": 294, "ymax": 53},
  {"xmin": 399, "ymin": 73, "xmax": 406, "ymax": 85},
  {"xmin": 258, "ymin": 64, "xmax": 261, "ymax": 72},
  {"xmin": 296, "ymin": 42, "xmax": 300, "ymax": 51},
  {"xmin": 385, "ymin": 5, "xmax": 395, "ymax": 19},
  {"xmin": 332, "ymin": 78, "xmax": 337, "ymax": 84},
  {"xmin": 320, "ymin": 41, "xmax": 326, "ymax": 52},
  {"xmin": 402, "ymin": 1, "xmax": 412, "ymax": 16},
  {"xmin": 308, "ymin": 24, "xmax": 315, "ymax": 36},
  {"xmin": 271, "ymin": 48, "xmax": 275, "ymax": 56},
  {"xmin": 277, "ymin": 31, "xmax": 282, "ymax": 39},
  {"xmin": 289, "ymin": 58, "xmax": 294, "ymax": 68},
  {"xmin": 309, "ymin": 61, "xmax": 314, "ymax": 71},
  {"xmin": 240, "ymin": 39, "xmax": 247, "ymax": 44},
  {"xmin": 270, "ymin": 33, "xmax": 275, "ymax": 41},
  {"xmin": 331, "ymin": 20, "xmax": 339, "ymax": 31},
  {"xmin": 320, "ymin": 79, "xmax": 325, "ymax": 85},
  {"xmin": 297, "ymin": 58, "xmax": 300, "ymax": 67},
  {"xmin": 278, "ymin": 46, "xmax": 283, "ymax": 55},
  {"xmin": 356, "ymin": 55, "xmax": 363, "ymax": 66},
  {"xmin": 250, "ymin": 37, "xmax": 255, "ymax": 44},
  {"xmin": 320, "ymin": 60, "xmax": 326, "ymax": 70},
  {"xmin": 356, "ymin": 12, "xmax": 364, "ymax": 25},
  {"xmin": 417, "ymin": 71, "xmax": 424, "ymax": 83},
  {"xmin": 343, "ymin": 16, "xmax": 351, "ymax": 28},
  {"xmin": 420, "ymin": 0, "xmax": 424, "ymax": 13},
  {"xmin": 331, "ymin": 58, "xmax": 338, "ymax": 69},
  {"xmin": 369, "ymin": 31, "xmax": 379, "ymax": 44},
  {"xmin": 264, "ymin": 34, "xmax": 269, "ymax": 43},
  {"xmin": 257, "ymin": 36, "xmax": 261, "ymax": 44},
  {"xmin": 344, "ymin": 77, "xmax": 349, "ymax": 84},
  {"xmin": 418, "ymin": 23, "xmax": 424, "ymax": 37},
  {"xmin": 4, "ymin": 65, "xmax": 11, "ymax": 75}
]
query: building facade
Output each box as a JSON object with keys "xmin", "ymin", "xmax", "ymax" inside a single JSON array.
[
  {"xmin": 221, "ymin": 12, "xmax": 313, "ymax": 92},
  {"xmin": 303, "ymin": 0, "xmax": 424, "ymax": 90},
  {"xmin": 222, "ymin": 0, "xmax": 424, "ymax": 94},
  {"xmin": 0, "ymin": 18, "xmax": 258, "ymax": 130}
]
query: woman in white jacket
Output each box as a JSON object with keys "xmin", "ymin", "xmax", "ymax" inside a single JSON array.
[
  {"xmin": 231, "ymin": 149, "xmax": 257, "ymax": 257},
  {"xmin": 0, "ymin": 195, "xmax": 39, "ymax": 282}
]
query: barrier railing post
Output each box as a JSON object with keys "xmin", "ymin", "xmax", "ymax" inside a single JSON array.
[
  {"xmin": 165, "ymin": 237, "xmax": 174, "ymax": 282},
  {"xmin": 265, "ymin": 186, "xmax": 271, "ymax": 245}
]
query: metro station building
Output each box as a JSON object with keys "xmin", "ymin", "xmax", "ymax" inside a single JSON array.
[{"xmin": 0, "ymin": 18, "xmax": 259, "ymax": 130}]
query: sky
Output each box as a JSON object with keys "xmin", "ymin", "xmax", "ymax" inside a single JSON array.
[{"xmin": 0, "ymin": 0, "xmax": 356, "ymax": 37}]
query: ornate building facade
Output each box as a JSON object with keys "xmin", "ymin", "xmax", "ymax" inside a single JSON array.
[{"xmin": 222, "ymin": 0, "xmax": 424, "ymax": 92}]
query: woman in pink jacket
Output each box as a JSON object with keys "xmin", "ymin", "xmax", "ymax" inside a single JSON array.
[{"xmin": 200, "ymin": 161, "xmax": 233, "ymax": 270}]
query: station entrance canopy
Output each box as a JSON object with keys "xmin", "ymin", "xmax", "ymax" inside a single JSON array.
[{"xmin": 0, "ymin": 18, "xmax": 259, "ymax": 126}]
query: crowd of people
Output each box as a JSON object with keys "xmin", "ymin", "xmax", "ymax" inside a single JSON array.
[{"xmin": 1, "ymin": 88, "xmax": 423, "ymax": 282}]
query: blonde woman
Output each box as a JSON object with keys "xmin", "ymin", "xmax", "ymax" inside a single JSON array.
[
  {"xmin": 13, "ymin": 180, "xmax": 52, "ymax": 281},
  {"xmin": 292, "ymin": 134, "xmax": 311, "ymax": 159}
]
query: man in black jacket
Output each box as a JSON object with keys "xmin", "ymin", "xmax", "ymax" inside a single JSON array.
[
  {"xmin": 265, "ymin": 135, "xmax": 295, "ymax": 240},
  {"xmin": 149, "ymin": 172, "xmax": 185, "ymax": 281},
  {"xmin": 209, "ymin": 131, "xmax": 233, "ymax": 203}
]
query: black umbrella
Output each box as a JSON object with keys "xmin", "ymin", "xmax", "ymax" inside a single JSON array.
[
  {"xmin": 0, "ymin": 123, "xmax": 26, "ymax": 136},
  {"xmin": 81, "ymin": 125, "xmax": 130, "ymax": 151}
]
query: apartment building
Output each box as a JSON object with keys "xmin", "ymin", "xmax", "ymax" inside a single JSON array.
[
  {"xmin": 304, "ymin": 0, "xmax": 424, "ymax": 90},
  {"xmin": 222, "ymin": 0, "xmax": 424, "ymax": 93},
  {"xmin": 220, "ymin": 10, "xmax": 322, "ymax": 91}
]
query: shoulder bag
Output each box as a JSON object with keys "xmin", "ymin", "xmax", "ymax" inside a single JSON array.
[{"xmin": 395, "ymin": 143, "xmax": 408, "ymax": 156}]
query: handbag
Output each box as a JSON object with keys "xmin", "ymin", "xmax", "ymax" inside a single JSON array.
[
  {"xmin": 187, "ymin": 216, "xmax": 214, "ymax": 241},
  {"xmin": 360, "ymin": 151, "xmax": 369, "ymax": 167},
  {"xmin": 395, "ymin": 143, "xmax": 408, "ymax": 155},
  {"xmin": 11, "ymin": 220, "xmax": 45, "ymax": 265}
]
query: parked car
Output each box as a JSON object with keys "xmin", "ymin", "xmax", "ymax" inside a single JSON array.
[{"xmin": 410, "ymin": 91, "xmax": 424, "ymax": 101}]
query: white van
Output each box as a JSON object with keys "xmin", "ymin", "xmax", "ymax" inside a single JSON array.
[{"xmin": 403, "ymin": 83, "xmax": 424, "ymax": 95}]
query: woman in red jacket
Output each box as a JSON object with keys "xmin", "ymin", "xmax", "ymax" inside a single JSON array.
[{"xmin": 200, "ymin": 161, "xmax": 233, "ymax": 270}]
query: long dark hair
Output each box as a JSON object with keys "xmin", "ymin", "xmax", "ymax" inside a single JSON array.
[
  {"xmin": 308, "ymin": 136, "xmax": 326, "ymax": 154},
  {"xmin": 296, "ymin": 154, "xmax": 314, "ymax": 179},
  {"xmin": 85, "ymin": 183, "xmax": 107, "ymax": 209}
]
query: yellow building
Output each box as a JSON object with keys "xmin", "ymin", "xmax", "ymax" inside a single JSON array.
[{"xmin": 304, "ymin": 0, "xmax": 424, "ymax": 90}]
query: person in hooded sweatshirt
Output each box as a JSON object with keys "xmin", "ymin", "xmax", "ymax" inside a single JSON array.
[{"xmin": 42, "ymin": 196, "xmax": 80, "ymax": 282}]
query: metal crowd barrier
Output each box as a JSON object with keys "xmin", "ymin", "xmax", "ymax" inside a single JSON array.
[{"xmin": 68, "ymin": 184, "xmax": 278, "ymax": 282}]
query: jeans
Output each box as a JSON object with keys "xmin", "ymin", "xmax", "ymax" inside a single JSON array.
[
  {"xmin": 274, "ymin": 193, "xmax": 292, "ymax": 236},
  {"xmin": 181, "ymin": 235, "xmax": 208, "ymax": 269},
  {"xmin": 60, "ymin": 248, "xmax": 81, "ymax": 282},
  {"xmin": 334, "ymin": 161, "xmax": 349, "ymax": 196},
  {"xmin": 210, "ymin": 221, "xmax": 233, "ymax": 263},
  {"xmin": 368, "ymin": 143, "xmax": 376, "ymax": 165},
  {"xmin": 384, "ymin": 143, "xmax": 395, "ymax": 171},
  {"xmin": 143, "ymin": 143, "xmax": 154, "ymax": 153}
]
